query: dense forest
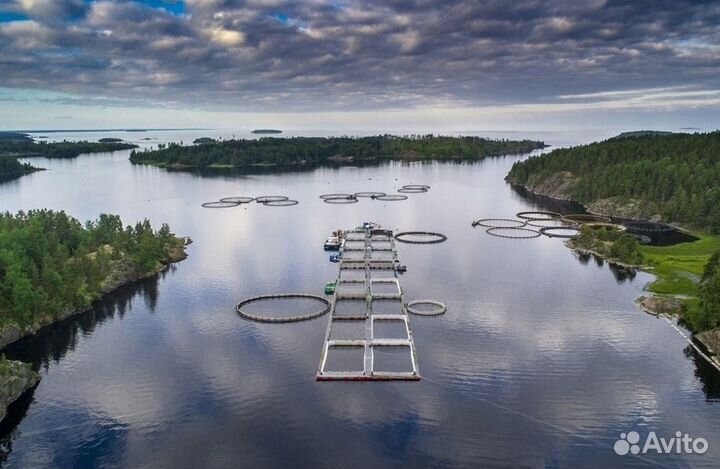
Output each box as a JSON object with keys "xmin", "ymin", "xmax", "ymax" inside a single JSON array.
[
  {"xmin": 688, "ymin": 252, "xmax": 720, "ymax": 332},
  {"xmin": 0, "ymin": 156, "xmax": 41, "ymax": 181},
  {"xmin": 506, "ymin": 132, "xmax": 720, "ymax": 233},
  {"xmin": 0, "ymin": 210, "xmax": 184, "ymax": 330},
  {"xmin": 129, "ymin": 135, "xmax": 546, "ymax": 168},
  {"xmin": 0, "ymin": 138, "xmax": 137, "ymax": 159}
]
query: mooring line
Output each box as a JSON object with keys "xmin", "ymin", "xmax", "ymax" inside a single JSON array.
[
  {"xmin": 662, "ymin": 316, "xmax": 720, "ymax": 373},
  {"xmin": 421, "ymin": 376, "xmax": 675, "ymax": 469}
]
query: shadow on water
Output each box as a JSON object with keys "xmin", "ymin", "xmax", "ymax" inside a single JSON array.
[
  {"xmin": 0, "ymin": 270, "xmax": 170, "ymax": 456},
  {"xmin": 0, "ymin": 383, "xmax": 38, "ymax": 465},
  {"xmin": 2, "ymin": 268, "xmax": 169, "ymax": 369},
  {"xmin": 686, "ymin": 345, "xmax": 720, "ymax": 400}
]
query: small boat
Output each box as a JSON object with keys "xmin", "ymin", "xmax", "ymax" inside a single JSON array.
[
  {"xmin": 329, "ymin": 253, "xmax": 340, "ymax": 262},
  {"xmin": 324, "ymin": 236, "xmax": 342, "ymax": 250},
  {"xmin": 395, "ymin": 264, "xmax": 407, "ymax": 273},
  {"xmin": 324, "ymin": 281, "xmax": 336, "ymax": 295}
]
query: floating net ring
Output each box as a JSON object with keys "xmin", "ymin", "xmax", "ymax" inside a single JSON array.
[
  {"xmin": 323, "ymin": 197, "xmax": 359, "ymax": 204},
  {"xmin": 235, "ymin": 293, "xmax": 331, "ymax": 323},
  {"xmin": 472, "ymin": 218, "xmax": 526, "ymax": 228},
  {"xmin": 354, "ymin": 191, "xmax": 386, "ymax": 198},
  {"xmin": 220, "ymin": 196, "xmax": 255, "ymax": 204},
  {"xmin": 394, "ymin": 231, "xmax": 447, "ymax": 244},
  {"xmin": 319, "ymin": 193, "xmax": 356, "ymax": 200},
  {"xmin": 583, "ymin": 222, "xmax": 627, "ymax": 232},
  {"xmin": 485, "ymin": 227, "xmax": 541, "ymax": 239},
  {"xmin": 525, "ymin": 218, "xmax": 578, "ymax": 228},
  {"xmin": 263, "ymin": 199, "xmax": 299, "ymax": 207},
  {"xmin": 516, "ymin": 211, "xmax": 561, "ymax": 220},
  {"xmin": 407, "ymin": 300, "xmax": 446, "ymax": 316},
  {"xmin": 374, "ymin": 194, "xmax": 408, "ymax": 201},
  {"xmin": 202, "ymin": 201, "xmax": 240, "ymax": 208},
  {"xmin": 398, "ymin": 188, "xmax": 428, "ymax": 194},
  {"xmin": 561, "ymin": 213, "xmax": 612, "ymax": 224},
  {"xmin": 255, "ymin": 196, "xmax": 290, "ymax": 203},
  {"xmin": 539, "ymin": 226, "xmax": 581, "ymax": 238},
  {"xmin": 403, "ymin": 184, "xmax": 431, "ymax": 190}
]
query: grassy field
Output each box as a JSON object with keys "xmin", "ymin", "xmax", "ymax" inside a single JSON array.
[{"xmin": 639, "ymin": 233, "xmax": 720, "ymax": 296}]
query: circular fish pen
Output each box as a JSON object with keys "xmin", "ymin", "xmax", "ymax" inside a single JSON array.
[
  {"xmin": 374, "ymin": 194, "xmax": 408, "ymax": 201},
  {"xmin": 398, "ymin": 187, "xmax": 428, "ymax": 194},
  {"xmin": 623, "ymin": 221, "xmax": 675, "ymax": 233},
  {"xmin": 472, "ymin": 218, "xmax": 526, "ymax": 228},
  {"xmin": 394, "ymin": 231, "xmax": 448, "ymax": 244},
  {"xmin": 220, "ymin": 196, "xmax": 255, "ymax": 204},
  {"xmin": 323, "ymin": 198, "xmax": 358, "ymax": 204},
  {"xmin": 516, "ymin": 211, "xmax": 561, "ymax": 220},
  {"xmin": 403, "ymin": 184, "xmax": 431, "ymax": 190},
  {"xmin": 525, "ymin": 218, "xmax": 578, "ymax": 228},
  {"xmin": 255, "ymin": 196, "xmax": 290, "ymax": 204},
  {"xmin": 562, "ymin": 213, "xmax": 612, "ymax": 224},
  {"xmin": 485, "ymin": 227, "xmax": 541, "ymax": 239},
  {"xmin": 263, "ymin": 199, "xmax": 299, "ymax": 207},
  {"xmin": 354, "ymin": 191, "xmax": 386, "ymax": 198},
  {"xmin": 235, "ymin": 293, "xmax": 331, "ymax": 323},
  {"xmin": 319, "ymin": 193, "xmax": 356, "ymax": 200},
  {"xmin": 406, "ymin": 300, "xmax": 446, "ymax": 316},
  {"xmin": 202, "ymin": 201, "xmax": 240, "ymax": 208},
  {"xmin": 539, "ymin": 226, "xmax": 581, "ymax": 238}
]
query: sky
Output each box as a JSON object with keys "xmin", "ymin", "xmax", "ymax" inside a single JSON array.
[{"xmin": 0, "ymin": 0, "xmax": 718, "ymax": 132}]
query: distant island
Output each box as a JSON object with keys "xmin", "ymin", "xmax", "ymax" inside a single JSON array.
[
  {"xmin": 193, "ymin": 137, "xmax": 217, "ymax": 144},
  {"xmin": 129, "ymin": 135, "xmax": 547, "ymax": 170},
  {"xmin": 0, "ymin": 134, "xmax": 138, "ymax": 182},
  {"xmin": 252, "ymin": 129, "xmax": 282, "ymax": 134},
  {"xmin": 98, "ymin": 137, "xmax": 125, "ymax": 143},
  {"xmin": 505, "ymin": 131, "xmax": 720, "ymax": 356},
  {"xmin": 610, "ymin": 130, "xmax": 677, "ymax": 139}
]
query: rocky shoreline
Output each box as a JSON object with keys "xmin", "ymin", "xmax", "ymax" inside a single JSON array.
[
  {"xmin": 0, "ymin": 360, "xmax": 40, "ymax": 423},
  {"xmin": 0, "ymin": 237, "xmax": 189, "ymax": 424},
  {"xmin": 509, "ymin": 179, "xmax": 720, "ymax": 364},
  {"xmin": 0, "ymin": 237, "xmax": 189, "ymax": 351}
]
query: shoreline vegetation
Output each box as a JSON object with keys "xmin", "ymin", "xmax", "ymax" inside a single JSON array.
[
  {"xmin": 506, "ymin": 131, "xmax": 720, "ymax": 364},
  {"xmin": 129, "ymin": 135, "xmax": 547, "ymax": 170},
  {"xmin": 0, "ymin": 210, "xmax": 188, "ymax": 418},
  {"xmin": 0, "ymin": 132, "xmax": 138, "ymax": 182}
]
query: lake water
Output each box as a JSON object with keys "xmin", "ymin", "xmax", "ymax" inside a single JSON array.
[{"xmin": 0, "ymin": 129, "xmax": 718, "ymax": 468}]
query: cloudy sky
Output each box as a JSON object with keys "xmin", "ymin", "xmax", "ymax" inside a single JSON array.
[{"xmin": 0, "ymin": 0, "xmax": 718, "ymax": 131}]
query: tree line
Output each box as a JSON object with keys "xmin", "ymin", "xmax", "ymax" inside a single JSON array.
[
  {"xmin": 130, "ymin": 135, "xmax": 546, "ymax": 168},
  {"xmin": 507, "ymin": 132, "xmax": 720, "ymax": 233},
  {"xmin": 0, "ymin": 210, "xmax": 179, "ymax": 329}
]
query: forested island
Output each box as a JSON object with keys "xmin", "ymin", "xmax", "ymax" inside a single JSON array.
[
  {"xmin": 252, "ymin": 129, "xmax": 282, "ymax": 134},
  {"xmin": 0, "ymin": 210, "xmax": 187, "ymax": 419},
  {"xmin": 0, "ymin": 210, "xmax": 187, "ymax": 347},
  {"xmin": 129, "ymin": 135, "xmax": 547, "ymax": 170},
  {"xmin": 0, "ymin": 133, "xmax": 138, "ymax": 182},
  {"xmin": 506, "ymin": 131, "xmax": 720, "ymax": 357},
  {"xmin": 506, "ymin": 131, "xmax": 720, "ymax": 232}
]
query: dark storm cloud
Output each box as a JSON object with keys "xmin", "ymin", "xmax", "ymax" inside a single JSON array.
[{"xmin": 0, "ymin": 0, "xmax": 717, "ymax": 111}]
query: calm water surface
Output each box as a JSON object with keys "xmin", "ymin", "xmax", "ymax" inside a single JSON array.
[{"xmin": 0, "ymin": 129, "xmax": 718, "ymax": 468}]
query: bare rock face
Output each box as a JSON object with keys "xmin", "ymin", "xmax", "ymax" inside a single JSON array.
[
  {"xmin": 697, "ymin": 328, "xmax": 720, "ymax": 361},
  {"xmin": 0, "ymin": 360, "xmax": 40, "ymax": 422},
  {"xmin": 521, "ymin": 171, "xmax": 578, "ymax": 200},
  {"xmin": 586, "ymin": 197, "xmax": 661, "ymax": 221},
  {"xmin": 636, "ymin": 295, "xmax": 683, "ymax": 316}
]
